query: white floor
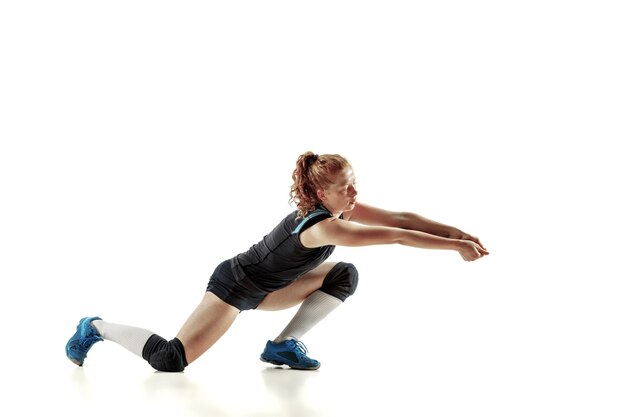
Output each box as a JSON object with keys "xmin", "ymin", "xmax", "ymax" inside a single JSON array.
[
  {"xmin": 6, "ymin": 240, "xmax": 626, "ymax": 417},
  {"xmin": 11, "ymin": 263, "xmax": 626, "ymax": 417},
  {"xmin": 15, "ymin": 337, "xmax": 626, "ymax": 417}
]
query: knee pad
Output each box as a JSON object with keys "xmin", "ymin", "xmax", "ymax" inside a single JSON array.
[
  {"xmin": 142, "ymin": 335, "xmax": 188, "ymax": 372},
  {"xmin": 320, "ymin": 262, "xmax": 359, "ymax": 301}
]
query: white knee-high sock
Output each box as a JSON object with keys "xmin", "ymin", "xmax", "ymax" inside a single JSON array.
[
  {"xmin": 91, "ymin": 320, "xmax": 154, "ymax": 358},
  {"xmin": 274, "ymin": 290, "xmax": 343, "ymax": 343}
]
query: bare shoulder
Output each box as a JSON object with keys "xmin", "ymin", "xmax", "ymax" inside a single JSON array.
[{"xmin": 300, "ymin": 216, "xmax": 344, "ymax": 248}]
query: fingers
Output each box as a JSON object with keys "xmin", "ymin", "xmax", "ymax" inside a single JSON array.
[
  {"xmin": 461, "ymin": 243, "xmax": 489, "ymax": 261},
  {"xmin": 465, "ymin": 234, "xmax": 488, "ymax": 253},
  {"xmin": 471, "ymin": 236, "xmax": 487, "ymax": 251}
]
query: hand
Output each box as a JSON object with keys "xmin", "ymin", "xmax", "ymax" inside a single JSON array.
[
  {"xmin": 450, "ymin": 230, "xmax": 488, "ymax": 252},
  {"xmin": 457, "ymin": 240, "xmax": 489, "ymax": 261}
]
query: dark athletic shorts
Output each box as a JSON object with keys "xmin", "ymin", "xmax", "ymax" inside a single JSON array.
[{"xmin": 206, "ymin": 259, "xmax": 269, "ymax": 311}]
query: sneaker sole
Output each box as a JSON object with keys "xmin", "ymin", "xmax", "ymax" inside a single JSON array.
[
  {"xmin": 68, "ymin": 357, "xmax": 84, "ymax": 366},
  {"xmin": 260, "ymin": 356, "xmax": 320, "ymax": 370}
]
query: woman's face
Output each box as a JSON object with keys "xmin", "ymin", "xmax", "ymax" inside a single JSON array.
[{"xmin": 319, "ymin": 167, "xmax": 358, "ymax": 214}]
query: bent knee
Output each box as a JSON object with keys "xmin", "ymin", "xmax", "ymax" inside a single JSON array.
[
  {"xmin": 142, "ymin": 335, "xmax": 188, "ymax": 372},
  {"xmin": 320, "ymin": 262, "xmax": 359, "ymax": 301}
]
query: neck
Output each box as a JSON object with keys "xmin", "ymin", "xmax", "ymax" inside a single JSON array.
[{"xmin": 319, "ymin": 203, "xmax": 341, "ymax": 218}]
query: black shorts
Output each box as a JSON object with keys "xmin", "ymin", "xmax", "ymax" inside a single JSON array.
[{"xmin": 206, "ymin": 259, "xmax": 269, "ymax": 311}]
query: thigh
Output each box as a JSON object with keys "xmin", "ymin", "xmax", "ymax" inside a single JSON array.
[
  {"xmin": 176, "ymin": 291, "xmax": 240, "ymax": 364},
  {"xmin": 257, "ymin": 262, "xmax": 338, "ymax": 311}
]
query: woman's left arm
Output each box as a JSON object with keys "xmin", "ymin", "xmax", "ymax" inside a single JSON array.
[{"xmin": 345, "ymin": 202, "xmax": 487, "ymax": 251}]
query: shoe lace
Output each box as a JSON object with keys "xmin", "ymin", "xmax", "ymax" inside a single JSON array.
[
  {"xmin": 289, "ymin": 339, "xmax": 309, "ymax": 357},
  {"xmin": 75, "ymin": 335, "xmax": 101, "ymax": 352}
]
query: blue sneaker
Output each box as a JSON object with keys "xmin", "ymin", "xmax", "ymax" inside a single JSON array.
[
  {"xmin": 66, "ymin": 316, "xmax": 103, "ymax": 366},
  {"xmin": 260, "ymin": 339, "xmax": 320, "ymax": 370}
]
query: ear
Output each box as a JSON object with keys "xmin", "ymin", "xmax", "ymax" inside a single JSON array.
[{"xmin": 316, "ymin": 188, "xmax": 325, "ymax": 202}]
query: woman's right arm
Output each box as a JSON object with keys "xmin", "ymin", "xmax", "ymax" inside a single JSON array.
[{"xmin": 303, "ymin": 218, "xmax": 488, "ymax": 261}]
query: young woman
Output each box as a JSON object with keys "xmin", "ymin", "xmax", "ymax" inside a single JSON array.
[{"xmin": 66, "ymin": 151, "xmax": 488, "ymax": 371}]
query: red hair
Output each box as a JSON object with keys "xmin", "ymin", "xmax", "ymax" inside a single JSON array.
[{"xmin": 289, "ymin": 151, "xmax": 352, "ymax": 218}]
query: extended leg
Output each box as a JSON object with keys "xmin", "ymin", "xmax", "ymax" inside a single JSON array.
[{"xmin": 68, "ymin": 292, "xmax": 239, "ymax": 372}]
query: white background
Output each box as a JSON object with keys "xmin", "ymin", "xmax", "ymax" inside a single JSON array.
[{"xmin": 1, "ymin": 1, "xmax": 625, "ymax": 416}]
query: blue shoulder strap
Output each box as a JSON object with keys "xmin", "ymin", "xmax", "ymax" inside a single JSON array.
[{"xmin": 291, "ymin": 208, "xmax": 331, "ymax": 235}]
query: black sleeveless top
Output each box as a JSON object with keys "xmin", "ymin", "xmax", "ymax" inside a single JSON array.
[{"xmin": 230, "ymin": 205, "xmax": 339, "ymax": 293}]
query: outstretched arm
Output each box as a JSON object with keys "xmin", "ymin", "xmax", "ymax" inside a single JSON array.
[
  {"xmin": 302, "ymin": 216, "xmax": 489, "ymax": 261},
  {"xmin": 344, "ymin": 202, "xmax": 487, "ymax": 251}
]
